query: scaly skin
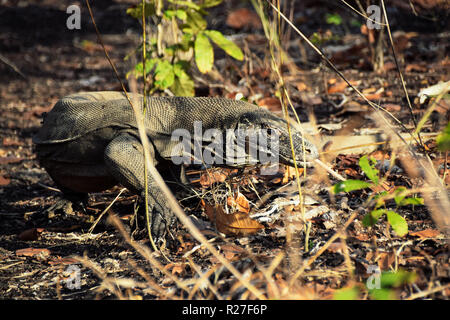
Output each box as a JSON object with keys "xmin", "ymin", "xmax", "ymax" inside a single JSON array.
[{"xmin": 33, "ymin": 91, "xmax": 318, "ymax": 240}]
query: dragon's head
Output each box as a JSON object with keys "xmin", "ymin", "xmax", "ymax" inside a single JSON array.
[{"xmin": 236, "ymin": 111, "xmax": 319, "ymax": 168}]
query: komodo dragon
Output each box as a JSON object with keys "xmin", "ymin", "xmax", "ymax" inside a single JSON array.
[{"xmin": 33, "ymin": 91, "xmax": 318, "ymax": 239}]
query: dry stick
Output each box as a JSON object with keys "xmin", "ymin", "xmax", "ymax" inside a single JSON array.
[
  {"xmin": 265, "ymin": 0, "xmax": 420, "ymax": 152},
  {"xmin": 380, "ymin": 0, "xmax": 423, "ymax": 148},
  {"xmin": 288, "ymin": 210, "xmax": 358, "ymax": 287},
  {"xmin": 406, "ymin": 283, "xmax": 450, "ymax": 300},
  {"xmin": 0, "ymin": 53, "xmax": 26, "ymax": 79},
  {"xmin": 140, "ymin": 0, "xmax": 155, "ymax": 257},
  {"xmin": 84, "ymin": 0, "xmax": 266, "ymax": 300},
  {"xmin": 88, "ymin": 187, "xmax": 127, "ymax": 234}
]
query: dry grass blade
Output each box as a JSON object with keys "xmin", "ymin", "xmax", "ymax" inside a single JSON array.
[{"xmin": 88, "ymin": 187, "xmax": 127, "ymax": 234}]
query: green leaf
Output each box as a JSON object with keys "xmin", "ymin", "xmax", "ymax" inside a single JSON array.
[
  {"xmin": 380, "ymin": 270, "xmax": 416, "ymax": 288},
  {"xmin": 398, "ymin": 197, "xmax": 424, "ymax": 206},
  {"xmin": 386, "ymin": 211, "xmax": 408, "ymax": 237},
  {"xmin": 362, "ymin": 209, "xmax": 387, "ymax": 227},
  {"xmin": 201, "ymin": 0, "xmax": 223, "ymax": 8},
  {"xmin": 186, "ymin": 9, "xmax": 207, "ymax": 33},
  {"xmin": 171, "ymin": 62, "xmax": 195, "ymax": 96},
  {"xmin": 326, "ymin": 13, "xmax": 342, "ymax": 25},
  {"xmin": 195, "ymin": 32, "xmax": 213, "ymax": 73},
  {"xmin": 164, "ymin": 9, "xmax": 187, "ymax": 20},
  {"xmin": 393, "ymin": 187, "xmax": 407, "ymax": 206},
  {"xmin": 204, "ymin": 30, "xmax": 244, "ymax": 61},
  {"xmin": 374, "ymin": 191, "xmax": 388, "ymax": 209},
  {"xmin": 332, "ymin": 179, "xmax": 372, "ymax": 193},
  {"xmin": 369, "ymin": 288, "xmax": 397, "ymax": 300},
  {"xmin": 168, "ymin": 0, "xmax": 201, "ymax": 11},
  {"xmin": 126, "ymin": 2, "xmax": 155, "ymax": 19},
  {"xmin": 437, "ymin": 122, "xmax": 450, "ymax": 151},
  {"xmin": 154, "ymin": 61, "xmax": 175, "ymax": 89},
  {"xmin": 333, "ymin": 286, "xmax": 360, "ymax": 300},
  {"xmin": 359, "ymin": 155, "xmax": 379, "ymax": 185},
  {"xmin": 180, "ymin": 33, "xmax": 193, "ymax": 51}
]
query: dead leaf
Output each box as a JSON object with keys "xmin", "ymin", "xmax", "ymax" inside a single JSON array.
[
  {"xmin": 18, "ymin": 228, "xmax": 45, "ymax": 241},
  {"xmin": 227, "ymin": 192, "xmax": 250, "ymax": 213},
  {"xmin": 204, "ymin": 203, "xmax": 264, "ymax": 236},
  {"xmin": 296, "ymin": 82, "xmax": 308, "ymax": 92},
  {"xmin": 164, "ymin": 263, "xmax": 187, "ymax": 276},
  {"xmin": 327, "ymin": 80, "xmax": 359, "ymax": 94},
  {"xmin": 0, "ymin": 175, "xmax": 10, "ymax": 186},
  {"xmin": 383, "ymin": 104, "xmax": 402, "ymax": 112},
  {"xmin": 0, "ymin": 156, "xmax": 23, "ymax": 165},
  {"xmin": 257, "ymin": 97, "xmax": 282, "ymax": 111},
  {"xmin": 409, "ymin": 229, "xmax": 441, "ymax": 239},
  {"xmin": 226, "ymin": 8, "xmax": 261, "ymax": 30},
  {"xmin": 2, "ymin": 137, "xmax": 22, "ymax": 146},
  {"xmin": 48, "ymin": 257, "xmax": 79, "ymax": 266},
  {"xmin": 16, "ymin": 248, "xmax": 51, "ymax": 258},
  {"xmin": 377, "ymin": 252, "xmax": 396, "ymax": 270},
  {"xmin": 383, "ymin": 61, "xmax": 397, "ymax": 72},
  {"xmin": 326, "ymin": 241, "xmax": 345, "ymax": 253},
  {"xmin": 221, "ymin": 244, "xmax": 245, "ymax": 261},
  {"xmin": 405, "ymin": 64, "xmax": 427, "ymax": 72},
  {"xmin": 199, "ymin": 170, "xmax": 227, "ymax": 187}
]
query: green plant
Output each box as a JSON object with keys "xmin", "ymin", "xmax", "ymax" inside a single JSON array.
[
  {"xmin": 332, "ymin": 155, "xmax": 424, "ymax": 237},
  {"xmin": 437, "ymin": 121, "xmax": 450, "ymax": 151},
  {"xmin": 334, "ymin": 270, "xmax": 416, "ymax": 300},
  {"xmin": 126, "ymin": 0, "xmax": 244, "ymax": 96}
]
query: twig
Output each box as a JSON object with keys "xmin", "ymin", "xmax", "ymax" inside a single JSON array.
[
  {"xmin": 0, "ymin": 53, "xmax": 26, "ymax": 79},
  {"xmin": 88, "ymin": 187, "xmax": 127, "ymax": 234},
  {"xmin": 406, "ymin": 283, "xmax": 450, "ymax": 300}
]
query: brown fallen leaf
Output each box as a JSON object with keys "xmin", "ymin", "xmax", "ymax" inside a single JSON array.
[
  {"xmin": 227, "ymin": 192, "xmax": 250, "ymax": 214},
  {"xmin": 405, "ymin": 63, "xmax": 427, "ymax": 72},
  {"xmin": 221, "ymin": 244, "xmax": 245, "ymax": 261},
  {"xmin": 377, "ymin": 252, "xmax": 396, "ymax": 270},
  {"xmin": 0, "ymin": 156, "xmax": 23, "ymax": 165},
  {"xmin": 48, "ymin": 257, "xmax": 79, "ymax": 266},
  {"xmin": 164, "ymin": 263, "xmax": 187, "ymax": 276},
  {"xmin": 0, "ymin": 175, "xmax": 10, "ymax": 186},
  {"xmin": 409, "ymin": 229, "xmax": 441, "ymax": 239},
  {"xmin": 296, "ymin": 82, "xmax": 308, "ymax": 92},
  {"xmin": 199, "ymin": 170, "xmax": 227, "ymax": 187},
  {"xmin": 257, "ymin": 97, "xmax": 282, "ymax": 112},
  {"xmin": 16, "ymin": 248, "xmax": 51, "ymax": 258},
  {"xmin": 226, "ymin": 8, "xmax": 261, "ymax": 30},
  {"xmin": 204, "ymin": 203, "xmax": 263, "ymax": 236},
  {"xmin": 327, "ymin": 80, "xmax": 359, "ymax": 94},
  {"xmin": 383, "ymin": 104, "xmax": 402, "ymax": 112},
  {"xmin": 18, "ymin": 228, "xmax": 45, "ymax": 241},
  {"xmin": 2, "ymin": 137, "xmax": 22, "ymax": 146}
]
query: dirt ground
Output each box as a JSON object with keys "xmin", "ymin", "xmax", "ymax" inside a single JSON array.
[{"xmin": 0, "ymin": 0, "xmax": 449, "ymax": 300}]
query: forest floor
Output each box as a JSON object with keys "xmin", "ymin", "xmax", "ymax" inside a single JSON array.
[{"xmin": 0, "ymin": 0, "xmax": 449, "ymax": 300}]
